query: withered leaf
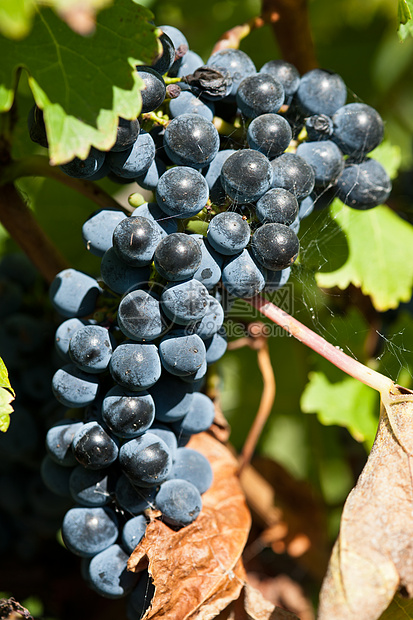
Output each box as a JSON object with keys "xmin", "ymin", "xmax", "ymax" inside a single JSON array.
[
  {"xmin": 318, "ymin": 391, "xmax": 413, "ymax": 620},
  {"xmin": 128, "ymin": 432, "xmax": 251, "ymax": 620},
  {"xmin": 218, "ymin": 583, "xmax": 299, "ymax": 620}
]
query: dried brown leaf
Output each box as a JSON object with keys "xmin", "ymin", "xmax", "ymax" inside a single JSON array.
[
  {"xmin": 128, "ymin": 433, "xmax": 251, "ymax": 620},
  {"xmin": 318, "ymin": 392, "xmax": 413, "ymax": 620},
  {"xmin": 219, "ymin": 583, "xmax": 299, "ymax": 620}
]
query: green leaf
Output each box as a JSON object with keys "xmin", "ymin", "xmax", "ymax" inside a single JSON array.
[
  {"xmin": 0, "ymin": 0, "xmax": 113, "ymax": 41},
  {"xmin": 316, "ymin": 200, "xmax": 413, "ymax": 311},
  {"xmin": 0, "ymin": 357, "xmax": 14, "ymax": 433},
  {"xmin": 398, "ymin": 0, "xmax": 412, "ymax": 24},
  {"xmin": 369, "ymin": 140, "xmax": 402, "ymax": 179},
  {"xmin": 301, "ymin": 371, "xmax": 378, "ymax": 446},
  {"xmin": 379, "ymin": 594, "xmax": 413, "ymax": 619},
  {"xmin": 0, "ymin": 0, "xmax": 158, "ymax": 163}
]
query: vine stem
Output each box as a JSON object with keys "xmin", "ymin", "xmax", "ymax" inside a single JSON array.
[
  {"xmin": 247, "ymin": 295, "xmax": 395, "ymax": 394},
  {"xmin": 0, "ymin": 184, "xmax": 69, "ymax": 283},
  {"xmin": 0, "ymin": 155, "xmax": 133, "ymax": 214}
]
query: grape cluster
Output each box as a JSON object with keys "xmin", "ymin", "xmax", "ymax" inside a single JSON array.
[{"xmin": 28, "ymin": 19, "xmax": 391, "ymax": 617}]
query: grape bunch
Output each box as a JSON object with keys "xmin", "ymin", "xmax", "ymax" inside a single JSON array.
[{"xmin": 28, "ymin": 18, "xmax": 392, "ymax": 618}]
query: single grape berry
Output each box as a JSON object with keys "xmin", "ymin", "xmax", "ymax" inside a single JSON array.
[
  {"xmin": 109, "ymin": 342, "xmax": 161, "ymax": 392},
  {"xmin": 119, "ymin": 432, "xmax": 172, "ymax": 487},
  {"xmin": 156, "ymin": 479, "xmax": 202, "ymax": 527},
  {"xmin": 72, "ymin": 421, "xmax": 119, "ymax": 470},
  {"xmin": 159, "ymin": 331, "xmax": 206, "ymax": 377},
  {"xmin": 154, "ymin": 233, "xmax": 202, "ymax": 281},
  {"xmin": 163, "ymin": 114, "xmax": 220, "ymax": 168},
  {"xmin": 161, "ymin": 280, "xmax": 209, "ymax": 325},
  {"xmin": 112, "ymin": 216, "xmax": 163, "ymax": 267},
  {"xmin": 256, "ymin": 188, "xmax": 298, "ymax": 225},
  {"xmin": 68, "ymin": 325, "xmax": 113, "ymax": 374},
  {"xmin": 332, "ymin": 103, "xmax": 384, "ymax": 158},
  {"xmin": 117, "ymin": 289, "xmax": 166, "ymax": 341},
  {"xmin": 101, "ymin": 386, "xmax": 155, "ymax": 439},
  {"xmin": 111, "ymin": 118, "xmax": 140, "ymax": 152},
  {"xmin": 221, "ymin": 149, "xmax": 273, "ymax": 204},
  {"xmin": 247, "ymin": 113, "xmax": 292, "ymax": 159},
  {"xmin": 236, "ymin": 74, "xmax": 284, "ymax": 118},
  {"xmin": 251, "ymin": 223, "xmax": 299, "ymax": 271},
  {"xmin": 295, "ymin": 68, "xmax": 347, "ymax": 116},
  {"xmin": 136, "ymin": 66, "xmax": 166, "ymax": 113},
  {"xmin": 206, "ymin": 48, "xmax": 256, "ymax": 97},
  {"xmin": 62, "ymin": 506, "xmax": 118, "ymax": 558},
  {"xmin": 296, "ymin": 140, "xmax": 344, "ymax": 187},
  {"xmin": 82, "ymin": 208, "xmax": 126, "ymax": 257},
  {"xmin": 156, "ymin": 167, "xmax": 209, "ymax": 218},
  {"xmin": 270, "ymin": 153, "xmax": 315, "ymax": 200},
  {"xmin": 151, "ymin": 32, "xmax": 175, "ymax": 75},
  {"xmin": 335, "ymin": 158, "xmax": 392, "ymax": 209},
  {"xmin": 207, "ymin": 212, "xmax": 251, "ymax": 256},
  {"xmin": 221, "ymin": 249, "xmax": 267, "ymax": 298},
  {"xmin": 260, "ymin": 60, "xmax": 300, "ymax": 96}
]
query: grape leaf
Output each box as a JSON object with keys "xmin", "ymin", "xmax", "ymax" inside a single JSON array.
[
  {"xmin": 301, "ymin": 372, "xmax": 378, "ymax": 445},
  {"xmin": 0, "ymin": 0, "xmax": 159, "ymax": 164},
  {"xmin": 316, "ymin": 200, "xmax": 413, "ymax": 311},
  {"xmin": 369, "ymin": 140, "xmax": 402, "ymax": 180},
  {"xmin": 0, "ymin": 0, "xmax": 113, "ymax": 40},
  {"xmin": 318, "ymin": 391, "xmax": 413, "ymax": 620},
  {"xmin": 399, "ymin": 0, "xmax": 413, "ymax": 38},
  {"xmin": 128, "ymin": 432, "xmax": 251, "ymax": 620},
  {"xmin": 0, "ymin": 357, "xmax": 14, "ymax": 433},
  {"xmin": 379, "ymin": 595, "xmax": 413, "ymax": 619}
]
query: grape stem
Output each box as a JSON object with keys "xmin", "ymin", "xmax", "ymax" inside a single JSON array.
[
  {"xmin": 0, "ymin": 183, "xmax": 70, "ymax": 283},
  {"xmin": 0, "ymin": 155, "xmax": 133, "ymax": 214},
  {"xmin": 247, "ymin": 295, "xmax": 396, "ymax": 395}
]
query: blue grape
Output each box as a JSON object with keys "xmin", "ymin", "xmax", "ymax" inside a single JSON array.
[
  {"xmin": 109, "ymin": 342, "xmax": 161, "ymax": 391},
  {"xmin": 161, "ymin": 279, "xmax": 209, "ymax": 325},
  {"xmin": 60, "ymin": 147, "xmax": 105, "ymax": 179},
  {"xmin": 131, "ymin": 202, "xmax": 178, "ymax": 238},
  {"xmin": 236, "ymin": 74, "xmax": 284, "ymax": 118},
  {"xmin": 69, "ymin": 465, "xmax": 114, "ymax": 506},
  {"xmin": 159, "ymin": 331, "xmax": 206, "ymax": 377},
  {"xmin": 332, "ymin": 103, "xmax": 384, "ymax": 158},
  {"xmin": 221, "ymin": 149, "xmax": 273, "ymax": 204},
  {"xmin": 135, "ymin": 158, "xmax": 166, "ymax": 191},
  {"xmin": 247, "ymin": 113, "xmax": 292, "ymax": 159},
  {"xmin": 260, "ymin": 60, "xmax": 300, "ymax": 96},
  {"xmin": 164, "ymin": 114, "xmax": 219, "ymax": 168},
  {"xmin": 151, "ymin": 32, "xmax": 175, "ymax": 75},
  {"xmin": 136, "ymin": 67, "xmax": 166, "ymax": 113},
  {"xmin": 172, "ymin": 392, "xmax": 215, "ymax": 435},
  {"xmin": 203, "ymin": 148, "xmax": 236, "ymax": 205},
  {"xmin": 169, "ymin": 448, "xmax": 213, "ymax": 494},
  {"xmin": 160, "ymin": 25, "xmax": 188, "ymax": 54},
  {"xmin": 62, "ymin": 505, "xmax": 118, "ymax": 557},
  {"xmin": 119, "ymin": 432, "xmax": 172, "ymax": 487},
  {"xmin": 156, "ymin": 479, "xmax": 202, "ymax": 526},
  {"xmin": 112, "ymin": 216, "xmax": 163, "ymax": 266},
  {"xmin": 169, "ymin": 90, "xmax": 214, "ymax": 121},
  {"xmin": 117, "ymin": 289, "xmax": 166, "ymax": 342},
  {"xmin": 270, "ymin": 153, "xmax": 315, "ymax": 200},
  {"xmin": 121, "ymin": 514, "xmax": 147, "ymax": 554},
  {"xmin": 149, "ymin": 424, "xmax": 178, "ymax": 458},
  {"xmin": 101, "ymin": 385, "xmax": 155, "ymax": 439},
  {"xmin": 149, "ymin": 372, "xmax": 194, "ymax": 423},
  {"xmin": 252, "ymin": 223, "xmax": 299, "ymax": 271},
  {"xmin": 40, "ymin": 456, "xmax": 72, "ymax": 497},
  {"xmin": 298, "ymin": 195, "xmax": 315, "ymax": 219},
  {"xmin": 265, "ymin": 266, "xmax": 291, "ymax": 292},
  {"xmin": 204, "ymin": 330, "xmax": 227, "ymax": 364},
  {"xmin": 188, "ymin": 295, "xmax": 224, "ymax": 339},
  {"xmin": 295, "ymin": 69, "xmax": 347, "ymax": 116},
  {"xmin": 154, "ymin": 233, "xmax": 202, "ymax": 281},
  {"xmin": 69, "ymin": 325, "xmax": 113, "ymax": 374},
  {"xmin": 88, "ymin": 543, "xmax": 139, "ymax": 598},
  {"xmin": 336, "ymin": 158, "xmax": 392, "ymax": 209},
  {"xmin": 206, "ymin": 49, "xmax": 256, "ymax": 98},
  {"xmin": 191, "ymin": 234, "xmax": 223, "ymax": 289},
  {"xmin": 296, "ymin": 140, "xmax": 344, "ymax": 186},
  {"xmin": 46, "ymin": 419, "xmax": 84, "ymax": 466},
  {"xmin": 180, "ymin": 358, "xmax": 207, "ymax": 384},
  {"xmin": 49, "ymin": 269, "xmax": 100, "ymax": 318},
  {"xmin": 52, "ymin": 364, "xmax": 100, "ymax": 408},
  {"xmin": 115, "ymin": 474, "xmax": 157, "ymax": 515},
  {"xmin": 82, "ymin": 209, "xmax": 126, "ymax": 257},
  {"xmin": 221, "ymin": 249, "xmax": 267, "ymax": 298},
  {"xmin": 207, "ymin": 212, "xmax": 250, "ymax": 256},
  {"xmin": 100, "ymin": 248, "xmax": 151, "ymax": 295},
  {"xmin": 111, "ymin": 118, "xmax": 140, "ymax": 153},
  {"xmin": 256, "ymin": 188, "xmax": 298, "ymax": 225},
  {"xmin": 72, "ymin": 421, "xmax": 119, "ymax": 470},
  {"xmin": 156, "ymin": 166, "xmax": 209, "ymax": 219},
  {"xmin": 108, "ymin": 131, "xmax": 155, "ymax": 179}
]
